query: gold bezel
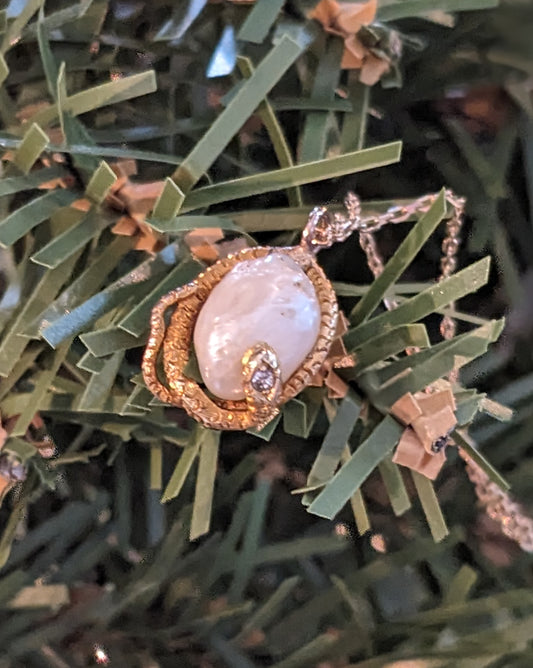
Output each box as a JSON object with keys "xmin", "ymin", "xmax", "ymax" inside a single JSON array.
[{"xmin": 142, "ymin": 246, "xmax": 338, "ymax": 430}]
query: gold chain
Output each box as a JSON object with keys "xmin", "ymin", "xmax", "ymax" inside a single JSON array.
[
  {"xmin": 357, "ymin": 190, "xmax": 533, "ymax": 553},
  {"xmin": 358, "ymin": 189, "xmax": 464, "ymax": 356},
  {"xmin": 357, "ymin": 189, "xmax": 464, "ymax": 331}
]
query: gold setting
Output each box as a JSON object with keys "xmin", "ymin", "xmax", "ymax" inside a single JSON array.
[
  {"xmin": 142, "ymin": 245, "xmax": 338, "ymax": 430},
  {"xmin": 242, "ymin": 342, "xmax": 282, "ymax": 426}
]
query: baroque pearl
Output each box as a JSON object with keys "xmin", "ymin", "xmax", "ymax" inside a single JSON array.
[{"xmin": 193, "ymin": 253, "xmax": 321, "ymax": 400}]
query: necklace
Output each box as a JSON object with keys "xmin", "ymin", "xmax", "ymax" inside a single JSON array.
[{"xmin": 142, "ymin": 190, "xmax": 533, "ymax": 552}]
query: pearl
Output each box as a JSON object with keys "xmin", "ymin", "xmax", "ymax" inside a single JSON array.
[{"xmin": 193, "ymin": 253, "xmax": 321, "ymax": 400}]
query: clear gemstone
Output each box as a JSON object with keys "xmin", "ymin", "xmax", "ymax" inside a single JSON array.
[{"xmin": 251, "ymin": 367, "xmax": 276, "ymax": 392}]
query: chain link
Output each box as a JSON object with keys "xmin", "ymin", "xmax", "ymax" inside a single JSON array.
[
  {"xmin": 459, "ymin": 447, "xmax": 533, "ymax": 552},
  {"xmin": 353, "ymin": 189, "xmax": 533, "ymax": 553},
  {"xmin": 357, "ymin": 189, "xmax": 464, "ymax": 356}
]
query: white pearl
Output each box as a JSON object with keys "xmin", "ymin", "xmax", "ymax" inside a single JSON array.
[{"xmin": 193, "ymin": 253, "xmax": 321, "ymax": 400}]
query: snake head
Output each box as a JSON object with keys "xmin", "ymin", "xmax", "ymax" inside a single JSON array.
[
  {"xmin": 242, "ymin": 343, "xmax": 282, "ymax": 427},
  {"xmin": 301, "ymin": 193, "xmax": 362, "ymax": 252}
]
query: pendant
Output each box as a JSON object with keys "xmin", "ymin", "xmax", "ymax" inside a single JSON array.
[{"xmin": 142, "ymin": 194, "xmax": 362, "ymax": 431}]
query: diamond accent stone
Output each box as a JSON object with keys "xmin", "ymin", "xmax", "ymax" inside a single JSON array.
[{"xmin": 251, "ymin": 367, "xmax": 276, "ymax": 393}]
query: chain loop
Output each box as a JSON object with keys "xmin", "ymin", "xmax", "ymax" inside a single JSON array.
[
  {"xmin": 357, "ymin": 189, "xmax": 464, "ymax": 357},
  {"xmin": 354, "ymin": 190, "xmax": 533, "ymax": 553}
]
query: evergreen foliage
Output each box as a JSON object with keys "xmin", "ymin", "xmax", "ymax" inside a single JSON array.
[{"xmin": 0, "ymin": 1, "xmax": 532, "ymax": 666}]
